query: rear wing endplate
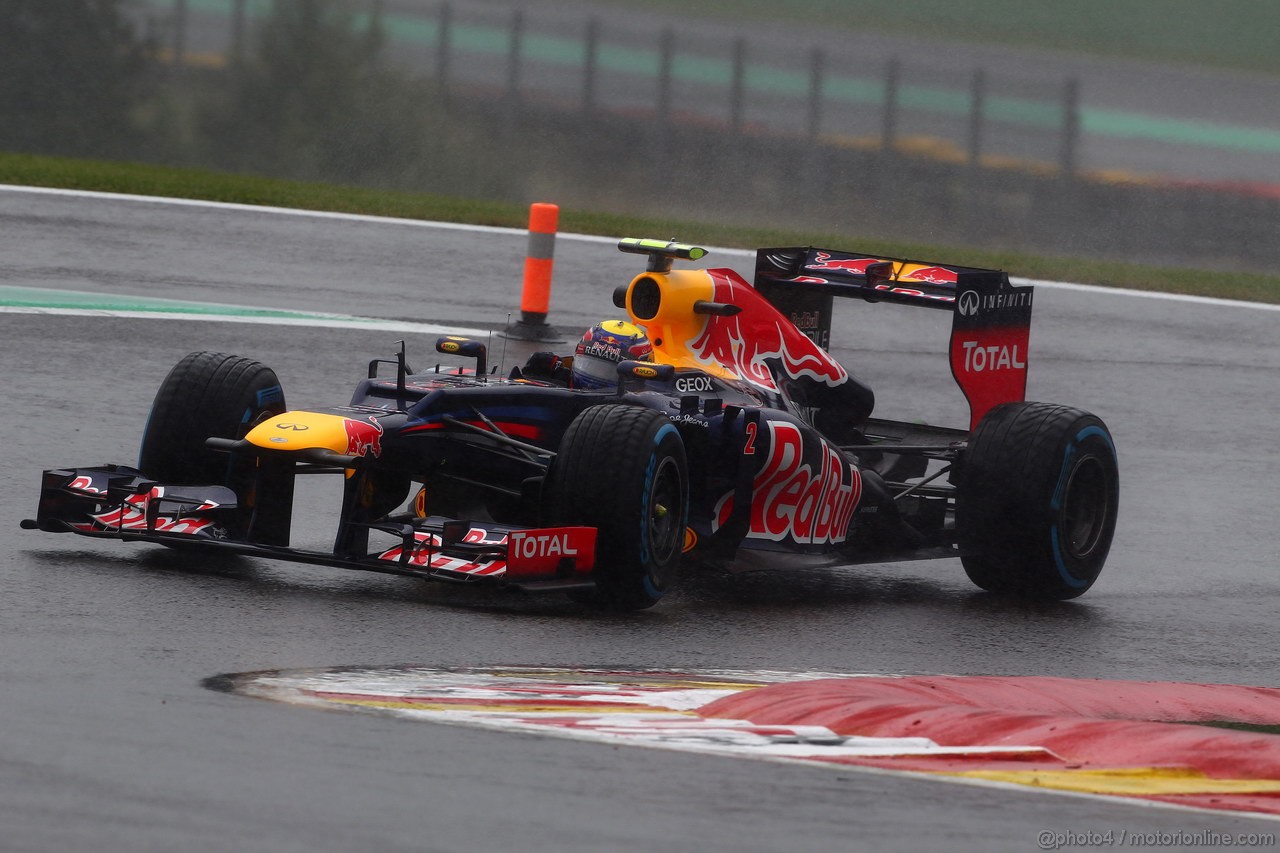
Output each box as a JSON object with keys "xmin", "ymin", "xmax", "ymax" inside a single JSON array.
[{"xmin": 754, "ymin": 247, "xmax": 1034, "ymax": 430}]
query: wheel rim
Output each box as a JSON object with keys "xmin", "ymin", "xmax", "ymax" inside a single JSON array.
[
  {"xmin": 648, "ymin": 455, "xmax": 683, "ymax": 567},
  {"xmin": 1061, "ymin": 455, "xmax": 1109, "ymax": 559}
]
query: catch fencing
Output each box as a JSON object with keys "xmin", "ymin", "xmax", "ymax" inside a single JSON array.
[{"xmin": 145, "ymin": 0, "xmax": 1279, "ymax": 271}]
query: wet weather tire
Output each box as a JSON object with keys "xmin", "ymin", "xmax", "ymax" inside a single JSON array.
[
  {"xmin": 139, "ymin": 352, "xmax": 289, "ymax": 542},
  {"xmin": 957, "ymin": 402, "xmax": 1118, "ymax": 600},
  {"xmin": 548, "ymin": 405, "xmax": 688, "ymax": 610}
]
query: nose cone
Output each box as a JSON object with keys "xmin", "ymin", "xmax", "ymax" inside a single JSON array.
[{"xmin": 245, "ymin": 412, "xmax": 359, "ymax": 454}]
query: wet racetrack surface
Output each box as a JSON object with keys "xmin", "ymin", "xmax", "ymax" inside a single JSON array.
[{"xmin": 3, "ymin": 188, "xmax": 1279, "ymax": 851}]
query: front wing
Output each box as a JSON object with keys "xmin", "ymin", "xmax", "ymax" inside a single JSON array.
[{"xmin": 21, "ymin": 465, "xmax": 598, "ymax": 592}]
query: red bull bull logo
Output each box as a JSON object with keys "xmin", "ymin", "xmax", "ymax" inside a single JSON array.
[
  {"xmin": 377, "ymin": 531, "xmax": 505, "ymax": 575},
  {"xmin": 344, "ymin": 418, "xmax": 384, "ymax": 458},
  {"xmin": 901, "ymin": 266, "xmax": 958, "ymax": 285},
  {"xmin": 804, "ymin": 252, "xmax": 882, "ymax": 274},
  {"xmin": 68, "ymin": 475, "xmax": 106, "ymax": 495},
  {"xmin": 687, "ymin": 270, "xmax": 847, "ymax": 391},
  {"xmin": 73, "ymin": 488, "xmax": 219, "ymax": 536}
]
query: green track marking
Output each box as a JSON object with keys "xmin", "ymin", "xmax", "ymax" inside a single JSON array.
[
  {"xmin": 0, "ymin": 285, "xmax": 488, "ymax": 334},
  {"xmin": 1, "ymin": 285, "xmax": 335, "ymax": 319},
  {"xmin": 147, "ymin": 0, "xmax": 1280, "ymax": 153}
]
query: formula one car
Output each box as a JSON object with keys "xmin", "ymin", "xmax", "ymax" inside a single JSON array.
[{"xmin": 23, "ymin": 238, "xmax": 1119, "ymax": 609}]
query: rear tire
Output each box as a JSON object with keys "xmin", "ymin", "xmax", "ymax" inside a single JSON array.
[
  {"xmin": 547, "ymin": 405, "xmax": 688, "ymax": 610},
  {"xmin": 957, "ymin": 402, "xmax": 1118, "ymax": 600},
  {"xmin": 139, "ymin": 352, "xmax": 290, "ymax": 542}
]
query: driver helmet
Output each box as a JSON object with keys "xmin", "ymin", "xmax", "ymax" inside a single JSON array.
[{"xmin": 572, "ymin": 320, "xmax": 654, "ymax": 389}]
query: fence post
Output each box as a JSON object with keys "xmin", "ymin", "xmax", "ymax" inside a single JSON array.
[
  {"xmin": 657, "ymin": 27, "xmax": 674, "ymax": 127},
  {"xmin": 583, "ymin": 18, "xmax": 599, "ymax": 112},
  {"xmin": 656, "ymin": 27, "xmax": 674, "ymax": 164},
  {"xmin": 881, "ymin": 57, "xmax": 900, "ymax": 152},
  {"xmin": 804, "ymin": 47, "xmax": 826, "ymax": 197},
  {"xmin": 807, "ymin": 47, "xmax": 825, "ymax": 142},
  {"xmin": 436, "ymin": 1, "xmax": 452, "ymax": 105},
  {"xmin": 967, "ymin": 68, "xmax": 986, "ymax": 169},
  {"xmin": 506, "ymin": 9, "xmax": 524, "ymax": 105},
  {"xmin": 173, "ymin": 0, "xmax": 187, "ymax": 72},
  {"xmin": 230, "ymin": 0, "xmax": 245, "ymax": 68},
  {"xmin": 1060, "ymin": 77, "xmax": 1080, "ymax": 179},
  {"xmin": 729, "ymin": 37, "xmax": 745, "ymax": 134}
]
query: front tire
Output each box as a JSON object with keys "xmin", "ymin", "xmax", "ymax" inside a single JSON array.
[
  {"xmin": 957, "ymin": 402, "xmax": 1119, "ymax": 600},
  {"xmin": 547, "ymin": 405, "xmax": 688, "ymax": 610},
  {"xmin": 139, "ymin": 351, "xmax": 290, "ymax": 542}
]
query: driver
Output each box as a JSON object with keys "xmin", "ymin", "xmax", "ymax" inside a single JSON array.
[{"xmin": 569, "ymin": 320, "xmax": 654, "ymax": 389}]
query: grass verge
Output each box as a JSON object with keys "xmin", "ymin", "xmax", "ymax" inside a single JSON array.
[{"xmin": 2, "ymin": 150, "xmax": 1277, "ymax": 304}]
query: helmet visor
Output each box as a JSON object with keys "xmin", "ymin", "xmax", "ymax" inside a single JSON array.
[{"xmin": 573, "ymin": 354, "xmax": 621, "ymax": 387}]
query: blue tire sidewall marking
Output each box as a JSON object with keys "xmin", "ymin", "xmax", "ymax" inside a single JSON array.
[
  {"xmin": 256, "ymin": 384, "xmax": 284, "ymax": 409},
  {"xmin": 231, "ymin": 385, "xmax": 282, "ymax": 487},
  {"xmin": 138, "ymin": 409, "xmax": 154, "ymax": 468},
  {"xmin": 1051, "ymin": 424, "xmax": 1116, "ymax": 588},
  {"xmin": 641, "ymin": 423, "xmax": 681, "ymax": 598},
  {"xmin": 640, "ymin": 454, "xmax": 655, "ymax": 568},
  {"xmin": 1076, "ymin": 424, "xmax": 1116, "ymax": 454},
  {"xmin": 247, "ymin": 385, "xmax": 284, "ymax": 424}
]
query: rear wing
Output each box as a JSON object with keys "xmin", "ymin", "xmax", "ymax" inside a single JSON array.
[{"xmin": 754, "ymin": 247, "xmax": 1034, "ymax": 430}]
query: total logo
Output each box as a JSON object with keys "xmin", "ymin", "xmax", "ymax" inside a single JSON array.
[
  {"xmin": 509, "ymin": 531, "xmax": 580, "ymax": 559},
  {"xmin": 675, "ymin": 375, "xmax": 715, "ymax": 393},
  {"xmin": 504, "ymin": 528, "xmax": 596, "ymax": 577},
  {"xmin": 959, "ymin": 340, "xmax": 1026, "ymax": 373}
]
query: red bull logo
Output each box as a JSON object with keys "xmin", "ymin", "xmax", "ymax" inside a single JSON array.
[
  {"xmin": 804, "ymin": 252, "xmax": 882, "ymax": 274},
  {"xmin": 713, "ymin": 422, "xmax": 862, "ymax": 545},
  {"xmin": 804, "ymin": 251, "xmax": 958, "ymax": 291},
  {"xmin": 688, "ymin": 269, "xmax": 847, "ymax": 390},
  {"xmin": 68, "ymin": 475, "xmax": 106, "ymax": 495},
  {"xmin": 901, "ymin": 266, "xmax": 958, "ymax": 285},
  {"xmin": 73, "ymin": 488, "xmax": 218, "ymax": 536},
  {"xmin": 344, "ymin": 418, "xmax": 384, "ymax": 458},
  {"xmin": 377, "ymin": 531, "xmax": 506, "ymax": 576}
]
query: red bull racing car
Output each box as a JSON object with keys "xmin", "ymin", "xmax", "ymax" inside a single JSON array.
[{"xmin": 22, "ymin": 239, "xmax": 1119, "ymax": 609}]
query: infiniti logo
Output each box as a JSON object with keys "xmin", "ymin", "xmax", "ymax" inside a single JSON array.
[
  {"xmin": 275, "ymin": 423, "xmax": 309, "ymax": 431},
  {"xmin": 958, "ymin": 290, "xmax": 980, "ymax": 317}
]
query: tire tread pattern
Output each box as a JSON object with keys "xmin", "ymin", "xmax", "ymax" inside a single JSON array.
[
  {"xmin": 547, "ymin": 405, "xmax": 687, "ymax": 610},
  {"xmin": 958, "ymin": 401, "xmax": 1118, "ymax": 599},
  {"xmin": 138, "ymin": 352, "xmax": 287, "ymax": 542}
]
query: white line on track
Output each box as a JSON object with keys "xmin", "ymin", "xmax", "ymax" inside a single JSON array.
[{"xmin": 4, "ymin": 183, "xmax": 1278, "ymax": 314}]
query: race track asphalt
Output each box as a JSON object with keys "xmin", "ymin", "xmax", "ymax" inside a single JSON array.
[{"xmin": 3, "ymin": 188, "xmax": 1279, "ymax": 852}]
